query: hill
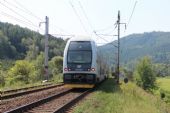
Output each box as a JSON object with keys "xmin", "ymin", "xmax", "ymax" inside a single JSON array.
[
  {"xmin": 99, "ymin": 31, "xmax": 170, "ymax": 68},
  {"xmin": 0, "ymin": 21, "xmax": 66, "ymax": 60}
]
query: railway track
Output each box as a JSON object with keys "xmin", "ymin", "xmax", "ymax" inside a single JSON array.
[
  {"xmin": 0, "ymin": 84, "xmax": 69, "ymax": 113},
  {"xmin": 1, "ymin": 83, "xmax": 53, "ymax": 94},
  {"xmin": 4, "ymin": 88, "xmax": 92, "ymax": 113},
  {"xmin": 1, "ymin": 83, "xmax": 64, "ymax": 100}
]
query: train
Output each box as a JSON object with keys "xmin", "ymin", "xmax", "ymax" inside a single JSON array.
[{"xmin": 63, "ymin": 36, "xmax": 109, "ymax": 88}]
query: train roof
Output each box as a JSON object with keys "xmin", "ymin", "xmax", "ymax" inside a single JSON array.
[{"xmin": 69, "ymin": 36, "xmax": 95, "ymax": 42}]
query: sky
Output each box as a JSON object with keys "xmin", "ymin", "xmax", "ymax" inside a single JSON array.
[{"xmin": 0, "ymin": 0, "xmax": 170, "ymax": 45}]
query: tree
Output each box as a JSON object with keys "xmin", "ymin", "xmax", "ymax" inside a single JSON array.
[
  {"xmin": 49, "ymin": 56, "xmax": 63, "ymax": 76},
  {"xmin": 26, "ymin": 39, "xmax": 39, "ymax": 60},
  {"xmin": 134, "ymin": 56, "xmax": 156, "ymax": 90},
  {"xmin": 0, "ymin": 30, "xmax": 17, "ymax": 59},
  {"xmin": 0, "ymin": 22, "xmax": 66, "ymax": 60}
]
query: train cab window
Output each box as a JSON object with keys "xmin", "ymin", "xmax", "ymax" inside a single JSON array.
[
  {"xmin": 68, "ymin": 41, "xmax": 92, "ymax": 64},
  {"xmin": 68, "ymin": 51, "xmax": 92, "ymax": 63},
  {"xmin": 68, "ymin": 41, "xmax": 92, "ymax": 50}
]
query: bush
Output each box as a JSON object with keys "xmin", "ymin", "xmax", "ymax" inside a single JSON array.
[
  {"xmin": 33, "ymin": 52, "xmax": 44, "ymax": 81},
  {"xmin": 7, "ymin": 60, "xmax": 35, "ymax": 84},
  {"xmin": 49, "ymin": 56, "xmax": 63, "ymax": 76},
  {"xmin": 134, "ymin": 56, "xmax": 156, "ymax": 90}
]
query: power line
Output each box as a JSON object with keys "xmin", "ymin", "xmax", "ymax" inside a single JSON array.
[
  {"xmin": 0, "ymin": 1, "xmax": 39, "ymax": 28},
  {"xmin": 94, "ymin": 25, "xmax": 117, "ymax": 46},
  {"xmin": 95, "ymin": 22, "xmax": 117, "ymax": 33},
  {"xmin": 120, "ymin": 1, "xmax": 138, "ymax": 70},
  {"xmin": 78, "ymin": 1, "xmax": 117, "ymax": 45},
  {"xmin": 96, "ymin": 42, "xmax": 118, "ymax": 47},
  {"xmin": 78, "ymin": 1, "xmax": 93, "ymax": 30},
  {"xmin": 1, "ymin": 0, "xmax": 74, "ymax": 37},
  {"xmin": 95, "ymin": 25, "xmax": 114, "ymax": 32},
  {"xmin": 94, "ymin": 31, "xmax": 109, "ymax": 42},
  {"xmin": 94, "ymin": 31, "xmax": 117, "ymax": 48},
  {"xmin": 0, "ymin": 11, "xmax": 38, "ymax": 29},
  {"xmin": 50, "ymin": 34, "xmax": 75, "ymax": 37},
  {"xmin": 50, "ymin": 23, "xmax": 74, "ymax": 36},
  {"xmin": 79, "ymin": 1, "xmax": 118, "ymax": 42},
  {"xmin": 69, "ymin": 1, "xmax": 89, "ymax": 35},
  {"xmin": 12, "ymin": 0, "xmax": 73, "ymax": 36},
  {"xmin": 70, "ymin": 0, "xmax": 118, "ymax": 48},
  {"xmin": 2, "ymin": 0, "xmax": 72, "ymax": 36},
  {"xmin": 96, "ymin": 33, "xmax": 117, "ymax": 37},
  {"xmin": 13, "ymin": 0, "xmax": 43, "ymax": 21},
  {"xmin": 126, "ymin": 1, "xmax": 138, "ymax": 28},
  {"xmin": 94, "ymin": 24, "xmax": 118, "ymax": 37},
  {"xmin": 3, "ymin": 0, "xmax": 42, "ymax": 22}
]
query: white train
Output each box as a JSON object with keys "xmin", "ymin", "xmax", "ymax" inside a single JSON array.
[{"xmin": 63, "ymin": 37, "xmax": 108, "ymax": 88}]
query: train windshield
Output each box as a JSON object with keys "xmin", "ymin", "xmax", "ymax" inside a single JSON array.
[
  {"xmin": 68, "ymin": 41, "xmax": 92, "ymax": 63},
  {"xmin": 68, "ymin": 41, "xmax": 92, "ymax": 50},
  {"xmin": 68, "ymin": 51, "xmax": 92, "ymax": 63}
]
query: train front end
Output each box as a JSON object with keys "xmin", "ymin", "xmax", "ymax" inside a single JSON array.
[{"xmin": 63, "ymin": 38, "xmax": 97, "ymax": 88}]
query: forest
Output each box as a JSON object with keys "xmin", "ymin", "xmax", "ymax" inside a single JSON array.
[
  {"xmin": 0, "ymin": 22, "xmax": 66, "ymax": 88},
  {"xmin": 0, "ymin": 22, "xmax": 66, "ymax": 59}
]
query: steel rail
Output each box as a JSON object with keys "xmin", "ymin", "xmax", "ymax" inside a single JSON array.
[
  {"xmin": 1, "ymin": 83, "xmax": 64, "ymax": 100},
  {"xmin": 55, "ymin": 89, "xmax": 92, "ymax": 113},
  {"xmin": 2, "ymin": 83, "xmax": 53, "ymax": 94},
  {"xmin": 4, "ymin": 89, "xmax": 72, "ymax": 113}
]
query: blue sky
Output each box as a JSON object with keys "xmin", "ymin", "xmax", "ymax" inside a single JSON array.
[{"xmin": 0, "ymin": 0, "xmax": 170, "ymax": 44}]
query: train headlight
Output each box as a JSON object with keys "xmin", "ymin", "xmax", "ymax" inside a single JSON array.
[
  {"xmin": 91, "ymin": 68, "xmax": 95, "ymax": 72},
  {"xmin": 64, "ymin": 68, "xmax": 71, "ymax": 71},
  {"xmin": 64, "ymin": 68, "xmax": 68, "ymax": 71},
  {"xmin": 88, "ymin": 68, "xmax": 96, "ymax": 72}
]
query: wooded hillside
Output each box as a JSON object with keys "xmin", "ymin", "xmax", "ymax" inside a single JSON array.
[
  {"xmin": 0, "ymin": 22, "xmax": 66, "ymax": 60},
  {"xmin": 99, "ymin": 32, "xmax": 170, "ymax": 67}
]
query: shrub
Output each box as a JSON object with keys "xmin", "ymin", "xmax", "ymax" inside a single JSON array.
[
  {"xmin": 49, "ymin": 56, "xmax": 63, "ymax": 75},
  {"xmin": 33, "ymin": 52, "xmax": 44, "ymax": 81},
  {"xmin": 7, "ymin": 60, "xmax": 35, "ymax": 84},
  {"xmin": 134, "ymin": 56, "xmax": 156, "ymax": 90}
]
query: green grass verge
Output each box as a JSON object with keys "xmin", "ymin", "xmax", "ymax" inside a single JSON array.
[
  {"xmin": 157, "ymin": 77, "xmax": 170, "ymax": 92},
  {"xmin": 73, "ymin": 78, "xmax": 170, "ymax": 113},
  {"xmin": 1, "ymin": 81, "xmax": 51, "ymax": 91},
  {"xmin": 157, "ymin": 77, "xmax": 170, "ymax": 104},
  {"xmin": 0, "ymin": 73, "xmax": 63, "ymax": 91}
]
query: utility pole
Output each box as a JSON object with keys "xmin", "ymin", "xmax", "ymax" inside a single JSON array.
[
  {"xmin": 45, "ymin": 16, "xmax": 49, "ymax": 81},
  {"xmin": 40, "ymin": 16, "xmax": 49, "ymax": 81},
  {"xmin": 116, "ymin": 11, "xmax": 120, "ymax": 84},
  {"xmin": 116, "ymin": 11, "xmax": 126, "ymax": 84}
]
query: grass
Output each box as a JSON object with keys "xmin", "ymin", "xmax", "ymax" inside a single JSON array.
[
  {"xmin": 0, "ymin": 73, "xmax": 63, "ymax": 91},
  {"xmin": 156, "ymin": 77, "xmax": 170, "ymax": 104},
  {"xmin": 157, "ymin": 77, "xmax": 170, "ymax": 92},
  {"xmin": 0, "ymin": 81, "xmax": 50, "ymax": 91},
  {"xmin": 73, "ymin": 78, "xmax": 170, "ymax": 113}
]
